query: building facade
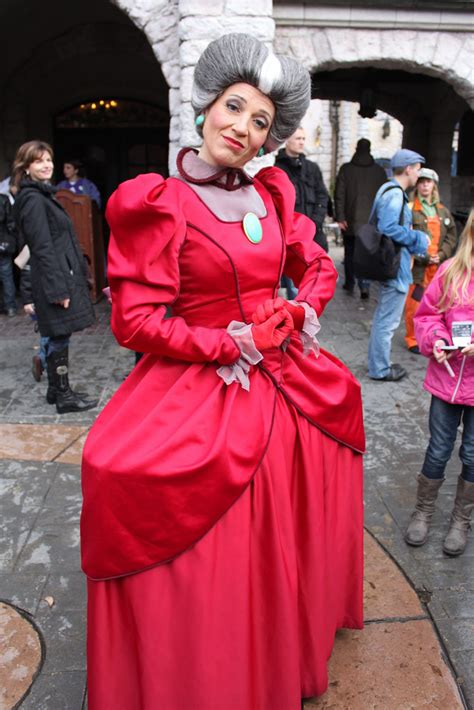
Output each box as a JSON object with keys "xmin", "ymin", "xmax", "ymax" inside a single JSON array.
[{"xmin": 0, "ymin": 0, "xmax": 472, "ymax": 210}]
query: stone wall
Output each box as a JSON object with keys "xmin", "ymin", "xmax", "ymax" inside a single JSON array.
[{"xmin": 274, "ymin": 26, "xmax": 473, "ymax": 110}]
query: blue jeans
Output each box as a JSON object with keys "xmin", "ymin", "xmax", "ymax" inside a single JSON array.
[
  {"xmin": 0, "ymin": 253, "xmax": 16, "ymax": 310},
  {"xmin": 368, "ymin": 282, "xmax": 407, "ymax": 378},
  {"xmin": 39, "ymin": 336, "xmax": 50, "ymax": 369},
  {"xmin": 422, "ymin": 396, "xmax": 474, "ymax": 483},
  {"xmin": 280, "ymin": 274, "xmax": 298, "ymax": 300}
]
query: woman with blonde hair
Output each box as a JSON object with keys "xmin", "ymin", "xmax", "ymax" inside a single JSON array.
[
  {"xmin": 405, "ymin": 208, "xmax": 474, "ymax": 556},
  {"xmin": 404, "ymin": 167, "xmax": 457, "ymax": 353}
]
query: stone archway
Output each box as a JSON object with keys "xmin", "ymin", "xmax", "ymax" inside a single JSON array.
[
  {"xmin": 0, "ymin": 0, "xmax": 176, "ymax": 178},
  {"xmin": 275, "ymin": 26, "xmax": 474, "ymax": 210}
]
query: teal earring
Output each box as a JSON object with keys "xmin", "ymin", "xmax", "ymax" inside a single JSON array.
[
  {"xmin": 257, "ymin": 147, "xmax": 265, "ymax": 157},
  {"xmin": 195, "ymin": 114, "xmax": 205, "ymax": 128}
]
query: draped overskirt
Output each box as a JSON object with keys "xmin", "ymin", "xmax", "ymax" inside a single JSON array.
[{"xmin": 86, "ymin": 392, "xmax": 363, "ymax": 710}]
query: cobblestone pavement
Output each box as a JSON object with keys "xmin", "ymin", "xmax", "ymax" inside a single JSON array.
[{"xmin": 0, "ymin": 242, "xmax": 472, "ymax": 709}]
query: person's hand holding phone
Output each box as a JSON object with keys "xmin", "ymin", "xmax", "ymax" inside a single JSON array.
[
  {"xmin": 433, "ymin": 339, "xmax": 455, "ymax": 363},
  {"xmin": 461, "ymin": 343, "xmax": 474, "ymax": 357}
]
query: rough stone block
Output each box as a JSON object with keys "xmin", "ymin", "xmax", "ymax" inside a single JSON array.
[
  {"xmin": 413, "ymin": 29, "xmax": 439, "ymax": 67},
  {"xmin": 180, "ymin": 39, "xmax": 209, "ymax": 66},
  {"xmin": 179, "ymin": 0, "xmax": 224, "ymax": 16},
  {"xmin": 288, "ymin": 34, "xmax": 316, "ymax": 66},
  {"xmin": 169, "ymin": 115, "xmax": 181, "ymax": 141},
  {"xmin": 430, "ymin": 33, "xmax": 464, "ymax": 70},
  {"xmin": 325, "ymin": 28, "xmax": 359, "ymax": 64},
  {"xmin": 158, "ymin": 60, "xmax": 179, "ymax": 89},
  {"xmin": 178, "ymin": 16, "xmax": 274, "ymax": 42},
  {"xmin": 225, "ymin": 0, "xmax": 272, "ymax": 16},
  {"xmin": 115, "ymin": 0, "xmax": 171, "ymax": 27},
  {"xmin": 273, "ymin": 32, "xmax": 291, "ymax": 56},
  {"xmin": 146, "ymin": 13, "xmax": 179, "ymax": 43},
  {"xmin": 179, "ymin": 65, "xmax": 195, "ymax": 103},
  {"xmin": 353, "ymin": 28, "xmax": 383, "ymax": 62},
  {"xmin": 152, "ymin": 30, "xmax": 180, "ymax": 66},
  {"xmin": 169, "ymin": 87, "xmax": 181, "ymax": 116},
  {"xmin": 168, "ymin": 142, "xmax": 180, "ymax": 175},
  {"xmin": 310, "ymin": 29, "xmax": 334, "ymax": 70},
  {"xmin": 180, "ymin": 102, "xmax": 201, "ymax": 146}
]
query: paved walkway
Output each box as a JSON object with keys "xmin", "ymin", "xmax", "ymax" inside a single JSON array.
[{"xmin": 0, "ymin": 242, "xmax": 472, "ymax": 709}]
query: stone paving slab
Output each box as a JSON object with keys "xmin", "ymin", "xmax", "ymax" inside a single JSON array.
[
  {"xmin": 305, "ymin": 620, "xmax": 463, "ymax": 709},
  {"xmin": 0, "ymin": 425, "xmax": 87, "ymax": 462},
  {"xmin": 0, "ymin": 602, "xmax": 42, "ymax": 710}
]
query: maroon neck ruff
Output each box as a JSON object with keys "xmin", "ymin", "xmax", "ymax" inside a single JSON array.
[{"xmin": 177, "ymin": 148, "xmax": 254, "ymax": 192}]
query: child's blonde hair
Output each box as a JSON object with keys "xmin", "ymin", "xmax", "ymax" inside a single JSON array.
[{"xmin": 438, "ymin": 207, "xmax": 474, "ymax": 311}]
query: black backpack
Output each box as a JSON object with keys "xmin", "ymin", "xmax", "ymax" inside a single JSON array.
[{"xmin": 353, "ymin": 184, "xmax": 405, "ymax": 282}]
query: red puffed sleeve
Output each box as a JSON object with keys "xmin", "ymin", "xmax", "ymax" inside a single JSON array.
[
  {"xmin": 256, "ymin": 166, "xmax": 337, "ymax": 316},
  {"xmin": 106, "ymin": 174, "xmax": 240, "ymax": 364}
]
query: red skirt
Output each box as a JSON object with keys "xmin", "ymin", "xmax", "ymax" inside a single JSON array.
[{"xmin": 86, "ymin": 393, "xmax": 363, "ymax": 710}]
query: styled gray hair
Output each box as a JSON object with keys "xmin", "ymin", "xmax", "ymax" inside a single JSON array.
[{"xmin": 191, "ymin": 33, "xmax": 311, "ymax": 152}]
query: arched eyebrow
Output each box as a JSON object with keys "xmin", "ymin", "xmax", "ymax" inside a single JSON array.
[{"xmin": 227, "ymin": 93, "xmax": 273, "ymax": 122}]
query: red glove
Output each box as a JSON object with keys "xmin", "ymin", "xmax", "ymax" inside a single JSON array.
[
  {"xmin": 252, "ymin": 309, "xmax": 294, "ymax": 351},
  {"xmin": 252, "ymin": 297, "xmax": 305, "ymax": 331}
]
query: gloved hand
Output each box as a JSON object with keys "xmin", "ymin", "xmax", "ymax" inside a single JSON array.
[
  {"xmin": 252, "ymin": 297, "xmax": 305, "ymax": 331},
  {"xmin": 252, "ymin": 309, "xmax": 294, "ymax": 351}
]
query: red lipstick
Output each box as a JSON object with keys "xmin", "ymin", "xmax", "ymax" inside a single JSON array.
[{"xmin": 223, "ymin": 136, "xmax": 245, "ymax": 151}]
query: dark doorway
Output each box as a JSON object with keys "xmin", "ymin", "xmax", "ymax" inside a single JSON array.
[{"xmin": 54, "ymin": 98, "xmax": 169, "ymax": 206}]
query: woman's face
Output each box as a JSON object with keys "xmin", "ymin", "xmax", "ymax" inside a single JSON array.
[
  {"xmin": 28, "ymin": 151, "xmax": 54, "ymax": 182},
  {"xmin": 63, "ymin": 163, "xmax": 78, "ymax": 180},
  {"xmin": 198, "ymin": 82, "xmax": 275, "ymax": 169},
  {"xmin": 417, "ymin": 178, "xmax": 435, "ymax": 200}
]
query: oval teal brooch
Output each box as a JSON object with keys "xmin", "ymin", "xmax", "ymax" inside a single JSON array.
[{"xmin": 242, "ymin": 212, "xmax": 263, "ymax": 244}]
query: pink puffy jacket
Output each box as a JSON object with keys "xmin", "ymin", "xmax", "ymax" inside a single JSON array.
[{"xmin": 414, "ymin": 261, "xmax": 474, "ymax": 406}]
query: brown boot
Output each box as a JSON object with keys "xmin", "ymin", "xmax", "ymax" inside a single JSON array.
[
  {"xmin": 32, "ymin": 354, "xmax": 43, "ymax": 382},
  {"xmin": 405, "ymin": 474, "xmax": 444, "ymax": 546},
  {"xmin": 443, "ymin": 476, "xmax": 474, "ymax": 556}
]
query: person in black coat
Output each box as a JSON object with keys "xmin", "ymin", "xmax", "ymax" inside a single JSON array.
[
  {"xmin": 12, "ymin": 140, "xmax": 97, "ymax": 413},
  {"xmin": 0, "ymin": 183, "xmax": 18, "ymax": 316},
  {"xmin": 335, "ymin": 138, "xmax": 387, "ymax": 299},
  {"xmin": 275, "ymin": 127, "xmax": 329, "ymax": 251}
]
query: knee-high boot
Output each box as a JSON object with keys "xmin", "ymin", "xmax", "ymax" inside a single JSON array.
[
  {"xmin": 405, "ymin": 473, "xmax": 444, "ymax": 546},
  {"xmin": 46, "ymin": 348, "xmax": 98, "ymax": 414},
  {"xmin": 443, "ymin": 475, "xmax": 474, "ymax": 556}
]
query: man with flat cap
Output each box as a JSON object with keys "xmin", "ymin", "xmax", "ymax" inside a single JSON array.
[
  {"xmin": 335, "ymin": 138, "xmax": 386, "ymax": 299},
  {"xmin": 367, "ymin": 149, "xmax": 431, "ymax": 382}
]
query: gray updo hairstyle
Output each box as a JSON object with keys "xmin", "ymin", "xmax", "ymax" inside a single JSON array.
[{"xmin": 191, "ymin": 33, "xmax": 311, "ymax": 153}]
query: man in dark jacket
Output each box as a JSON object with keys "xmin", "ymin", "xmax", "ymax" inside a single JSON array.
[
  {"xmin": 275, "ymin": 127, "xmax": 329, "ymax": 252},
  {"xmin": 0, "ymin": 183, "xmax": 18, "ymax": 316},
  {"xmin": 335, "ymin": 139, "xmax": 386, "ymax": 298}
]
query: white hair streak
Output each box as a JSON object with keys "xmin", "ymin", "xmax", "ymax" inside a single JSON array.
[{"xmin": 258, "ymin": 52, "xmax": 282, "ymax": 95}]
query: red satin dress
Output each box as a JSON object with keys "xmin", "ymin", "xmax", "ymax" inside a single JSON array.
[{"xmin": 81, "ymin": 151, "xmax": 365, "ymax": 710}]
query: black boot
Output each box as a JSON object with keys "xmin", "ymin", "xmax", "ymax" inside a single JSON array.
[
  {"xmin": 47, "ymin": 348, "xmax": 98, "ymax": 414},
  {"xmin": 46, "ymin": 355, "xmax": 57, "ymax": 404}
]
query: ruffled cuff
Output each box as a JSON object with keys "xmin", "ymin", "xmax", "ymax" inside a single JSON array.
[
  {"xmin": 217, "ymin": 321, "xmax": 263, "ymax": 391},
  {"xmin": 289, "ymin": 301, "xmax": 321, "ymax": 358}
]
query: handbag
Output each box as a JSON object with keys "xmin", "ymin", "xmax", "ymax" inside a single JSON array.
[{"xmin": 354, "ymin": 185, "xmax": 404, "ymax": 282}]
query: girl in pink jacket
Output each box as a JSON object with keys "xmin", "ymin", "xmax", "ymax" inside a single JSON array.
[{"xmin": 405, "ymin": 209, "xmax": 474, "ymax": 556}]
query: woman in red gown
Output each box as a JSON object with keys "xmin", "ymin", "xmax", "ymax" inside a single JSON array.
[{"xmin": 81, "ymin": 33, "xmax": 365, "ymax": 710}]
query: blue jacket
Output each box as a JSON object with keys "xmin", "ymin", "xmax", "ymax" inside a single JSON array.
[
  {"xmin": 370, "ymin": 180, "xmax": 428, "ymax": 293},
  {"xmin": 56, "ymin": 178, "xmax": 101, "ymax": 208}
]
